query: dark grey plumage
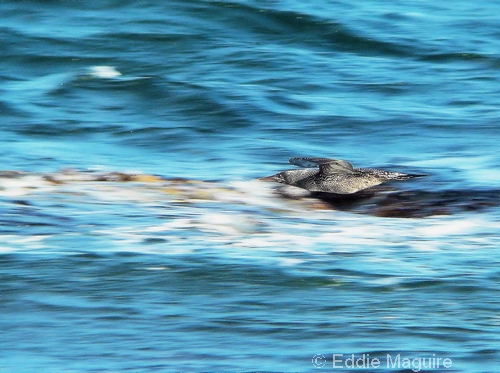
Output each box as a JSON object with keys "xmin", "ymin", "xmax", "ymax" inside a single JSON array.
[{"xmin": 261, "ymin": 157, "xmax": 426, "ymax": 194}]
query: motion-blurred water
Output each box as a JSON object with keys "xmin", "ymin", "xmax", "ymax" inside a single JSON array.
[{"xmin": 1, "ymin": 1, "xmax": 499, "ymax": 372}]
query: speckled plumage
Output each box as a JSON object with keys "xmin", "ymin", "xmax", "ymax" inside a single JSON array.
[{"xmin": 261, "ymin": 157, "xmax": 426, "ymax": 194}]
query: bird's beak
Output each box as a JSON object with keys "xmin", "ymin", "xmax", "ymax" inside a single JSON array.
[{"xmin": 259, "ymin": 175, "xmax": 278, "ymax": 181}]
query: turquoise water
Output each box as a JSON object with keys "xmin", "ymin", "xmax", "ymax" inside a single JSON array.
[{"xmin": 1, "ymin": 1, "xmax": 500, "ymax": 372}]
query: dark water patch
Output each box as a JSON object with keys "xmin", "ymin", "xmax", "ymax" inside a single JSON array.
[
  {"xmin": 136, "ymin": 1, "xmax": 413, "ymax": 61},
  {"xmin": 0, "ymin": 253, "xmax": 333, "ymax": 303},
  {"xmin": 206, "ymin": 2, "xmax": 415, "ymax": 57},
  {"xmin": 73, "ymin": 73, "xmax": 169, "ymax": 98},
  {"xmin": 96, "ymin": 30, "xmax": 209, "ymax": 47},
  {"xmin": 280, "ymin": 187, "xmax": 500, "ymax": 218},
  {"xmin": 348, "ymin": 81, "xmax": 416, "ymax": 96},
  {"xmin": 164, "ymin": 259, "xmax": 335, "ymax": 290},
  {"xmin": 398, "ymin": 278, "xmax": 448, "ymax": 290},
  {"xmin": 420, "ymin": 52, "xmax": 498, "ymax": 65},
  {"xmin": 0, "ymin": 205, "xmax": 73, "ymax": 235},
  {"xmin": 11, "ymin": 121, "xmax": 123, "ymax": 138},
  {"xmin": 0, "ymin": 99, "xmax": 26, "ymax": 117}
]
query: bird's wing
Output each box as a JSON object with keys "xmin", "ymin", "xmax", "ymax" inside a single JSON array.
[
  {"xmin": 289, "ymin": 157, "xmax": 355, "ymax": 173},
  {"xmin": 318, "ymin": 160, "xmax": 355, "ymax": 174},
  {"xmin": 289, "ymin": 157, "xmax": 337, "ymax": 168}
]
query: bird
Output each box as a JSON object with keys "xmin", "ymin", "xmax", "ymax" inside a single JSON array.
[{"xmin": 260, "ymin": 157, "xmax": 426, "ymax": 194}]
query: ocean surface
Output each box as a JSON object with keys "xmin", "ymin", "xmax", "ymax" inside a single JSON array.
[{"xmin": 1, "ymin": 1, "xmax": 500, "ymax": 372}]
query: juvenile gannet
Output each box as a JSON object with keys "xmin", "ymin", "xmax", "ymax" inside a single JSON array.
[{"xmin": 261, "ymin": 157, "xmax": 426, "ymax": 194}]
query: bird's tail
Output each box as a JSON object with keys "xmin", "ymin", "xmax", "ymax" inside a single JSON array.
[{"xmin": 362, "ymin": 168, "xmax": 427, "ymax": 181}]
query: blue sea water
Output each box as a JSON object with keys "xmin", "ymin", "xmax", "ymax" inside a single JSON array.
[{"xmin": 1, "ymin": 1, "xmax": 500, "ymax": 372}]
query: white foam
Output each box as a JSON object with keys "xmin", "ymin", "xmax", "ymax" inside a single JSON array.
[
  {"xmin": 415, "ymin": 218, "xmax": 479, "ymax": 236},
  {"xmin": 1, "ymin": 170, "xmax": 498, "ymax": 262},
  {"xmin": 0, "ymin": 235, "xmax": 48, "ymax": 252},
  {"xmin": 0, "ymin": 175, "xmax": 52, "ymax": 197},
  {"xmin": 277, "ymin": 257, "xmax": 305, "ymax": 267},
  {"xmin": 89, "ymin": 66, "xmax": 122, "ymax": 79}
]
